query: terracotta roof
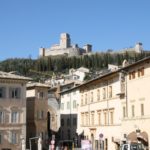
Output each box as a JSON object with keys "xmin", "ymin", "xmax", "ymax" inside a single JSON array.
[{"xmin": 0, "ymin": 71, "xmax": 31, "ymax": 80}]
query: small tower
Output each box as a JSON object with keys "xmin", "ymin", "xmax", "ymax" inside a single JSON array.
[
  {"xmin": 60, "ymin": 33, "xmax": 71, "ymax": 48},
  {"xmin": 135, "ymin": 42, "xmax": 143, "ymax": 53},
  {"xmin": 83, "ymin": 44, "xmax": 92, "ymax": 53},
  {"xmin": 39, "ymin": 47, "xmax": 45, "ymax": 57}
]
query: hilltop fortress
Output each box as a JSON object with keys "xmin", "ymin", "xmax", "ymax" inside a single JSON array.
[
  {"xmin": 39, "ymin": 33, "xmax": 144, "ymax": 58},
  {"xmin": 39, "ymin": 33, "xmax": 92, "ymax": 57}
]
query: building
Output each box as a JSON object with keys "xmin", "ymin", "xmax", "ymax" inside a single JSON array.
[
  {"xmin": 77, "ymin": 69, "xmax": 122, "ymax": 150},
  {"xmin": 76, "ymin": 56, "xmax": 150, "ymax": 150},
  {"xmin": 26, "ymin": 82, "xmax": 49, "ymax": 150},
  {"xmin": 67, "ymin": 67, "xmax": 90, "ymax": 82},
  {"xmin": 47, "ymin": 86, "xmax": 60, "ymax": 142},
  {"xmin": 39, "ymin": 33, "xmax": 92, "ymax": 57},
  {"xmin": 112, "ymin": 42, "xmax": 144, "ymax": 54},
  {"xmin": 59, "ymin": 86, "xmax": 80, "ymax": 146},
  {"xmin": 120, "ymin": 57, "xmax": 150, "ymax": 150},
  {"xmin": 0, "ymin": 71, "xmax": 30, "ymax": 150}
]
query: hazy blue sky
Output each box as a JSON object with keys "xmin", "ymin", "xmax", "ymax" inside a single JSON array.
[{"xmin": 0, "ymin": 0, "xmax": 150, "ymax": 60}]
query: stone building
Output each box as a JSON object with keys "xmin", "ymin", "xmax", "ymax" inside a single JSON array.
[
  {"xmin": 26, "ymin": 82, "xmax": 49, "ymax": 150},
  {"xmin": 0, "ymin": 71, "xmax": 30, "ymax": 150},
  {"xmin": 47, "ymin": 86, "xmax": 60, "ymax": 141},
  {"xmin": 39, "ymin": 33, "xmax": 92, "ymax": 57}
]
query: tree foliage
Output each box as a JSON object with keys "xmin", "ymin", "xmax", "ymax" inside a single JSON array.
[{"xmin": 0, "ymin": 51, "xmax": 150, "ymax": 77}]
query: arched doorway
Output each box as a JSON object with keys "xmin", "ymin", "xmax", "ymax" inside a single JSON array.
[{"xmin": 127, "ymin": 131, "xmax": 149, "ymax": 149}]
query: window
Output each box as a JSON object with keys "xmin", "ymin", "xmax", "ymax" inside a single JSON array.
[
  {"xmin": 11, "ymin": 131, "xmax": 17, "ymax": 144},
  {"xmin": 0, "ymin": 111, "xmax": 4, "ymax": 124},
  {"xmin": 109, "ymin": 86, "xmax": 112, "ymax": 98},
  {"xmin": 141, "ymin": 104, "xmax": 144, "ymax": 116},
  {"xmin": 132, "ymin": 71, "xmax": 136, "ymax": 79},
  {"xmin": 97, "ymin": 111, "xmax": 101, "ymax": 125},
  {"xmin": 138, "ymin": 67, "xmax": 144, "ymax": 77},
  {"xmin": 67, "ymin": 102, "xmax": 70, "ymax": 109},
  {"xmin": 97, "ymin": 89, "xmax": 100, "ymax": 101},
  {"xmin": 85, "ymin": 94, "xmax": 87, "ymax": 104},
  {"xmin": 104, "ymin": 111, "xmax": 108, "ymax": 125},
  {"xmin": 0, "ymin": 132, "xmax": 2, "ymax": 144},
  {"xmin": 67, "ymin": 118, "xmax": 70, "ymax": 126},
  {"xmin": 91, "ymin": 112, "xmax": 94, "ymax": 125},
  {"xmin": 129, "ymin": 73, "xmax": 132, "ymax": 80},
  {"xmin": 129, "ymin": 71, "xmax": 136, "ymax": 80},
  {"xmin": 138, "ymin": 69, "xmax": 140, "ymax": 77},
  {"xmin": 73, "ymin": 100, "xmax": 76, "ymax": 109},
  {"xmin": 131, "ymin": 105, "xmax": 135, "ymax": 117},
  {"xmin": 9, "ymin": 88, "xmax": 21, "ymax": 99},
  {"xmin": 11, "ymin": 111, "xmax": 19, "ymax": 123},
  {"xmin": 103, "ymin": 88, "xmax": 106, "ymax": 99},
  {"xmin": 123, "ymin": 106, "xmax": 126, "ymax": 118},
  {"xmin": 39, "ymin": 91, "xmax": 44, "ymax": 99},
  {"xmin": 141, "ymin": 67, "xmax": 144, "ymax": 76},
  {"xmin": 110, "ymin": 111, "xmax": 114, "ymax": 125},
  {"xmin": 61, "ymin": 119, "xmax": 64, "ymax": 126},
  {"xmin": 81, "ymin": 95, "xmax": 83, "ymax": 106},
  {"xmin": 67, "ymin": 129, "xmax": 70, "ymax": 139},
  {"xmin": 37, "ymin": 110, "xmax": 44, "ymax": 119},
  {"xmin": 81, "ymin": 113, "xmax": 84, "ymax": 125},
  {"xmin": 85, "ymin": 113, "xmax": 89, "ymax": 126},
  {"xmin": 0, "ymin": 87, "xmax": 6, "ymax": 98},
  {"xmin": 73, "ymin": 118, "xmax": 77, "ymax": 126},
  {"xmin": 41, "ymin": 111, "xmax": 44, "ymax": 119},
  {"xmin": 91, "ymin": 92, "xmax": 93, "ymax": 102}
]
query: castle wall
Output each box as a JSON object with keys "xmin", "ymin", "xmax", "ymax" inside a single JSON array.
[{"xmin": 39, "ymin": 33, "xmax": 92, "ymax": 57}]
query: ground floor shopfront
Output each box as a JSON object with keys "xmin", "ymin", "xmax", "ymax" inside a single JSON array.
[
  {"xmin": 77, "ymin": 119, "xmax": 150, "ymax": 150},
  {"xmin": 122, "ymin": 118, "xmax": 150, "ymax": 150},
  {"xmin": 77, "ymin": 125, "xmax": 122, "ymax": 150}
]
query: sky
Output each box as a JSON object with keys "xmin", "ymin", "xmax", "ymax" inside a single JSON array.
[{"xmin": 0, "ymin": 0, "xmax": 150, "ymax": 61}]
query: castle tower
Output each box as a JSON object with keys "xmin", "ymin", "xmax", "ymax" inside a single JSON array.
[
  {"xmin": 83, "ymin": 44, "xmax": 92, "ymax": 53},
  {"xmin": 39, "ymin": 47, "xmax": 45, "ymax": 57},
  {"xmin": 135, "ymin": 42, "xmax": 143, "ymax": 53},
  {"xmin": 60, "ymin": 33, "xmax": 71, "ymax": 48}
]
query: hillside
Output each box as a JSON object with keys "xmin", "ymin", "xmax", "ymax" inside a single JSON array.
[{"xmin": 0, "ymin": 51, "xmax": 150, "ymax": 81}]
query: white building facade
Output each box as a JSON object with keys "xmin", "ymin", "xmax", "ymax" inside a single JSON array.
[
  {"xmin": 76, "ymin": 56, "xmax": 150, "ymax": 150},
  {"xmin": 60, "ymin": 87, "xmax": 80, "ymax": 142},
  {"xmin": 77, "ymin": 71, "xmax": 122, "ymax": 150},
  {"xmin": 121, "ymin": 57, "xmax": 150, "ymax": 150}
]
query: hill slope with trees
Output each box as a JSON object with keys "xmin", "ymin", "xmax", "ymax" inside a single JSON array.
[{"xmin": 0, "ymin": 51, "xmax": 150, "ymax": 81}]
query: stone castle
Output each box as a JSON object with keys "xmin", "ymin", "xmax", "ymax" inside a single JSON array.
[{"xmin": 39, "ymin": 33, "xmax": 92, "ymax": 57}]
